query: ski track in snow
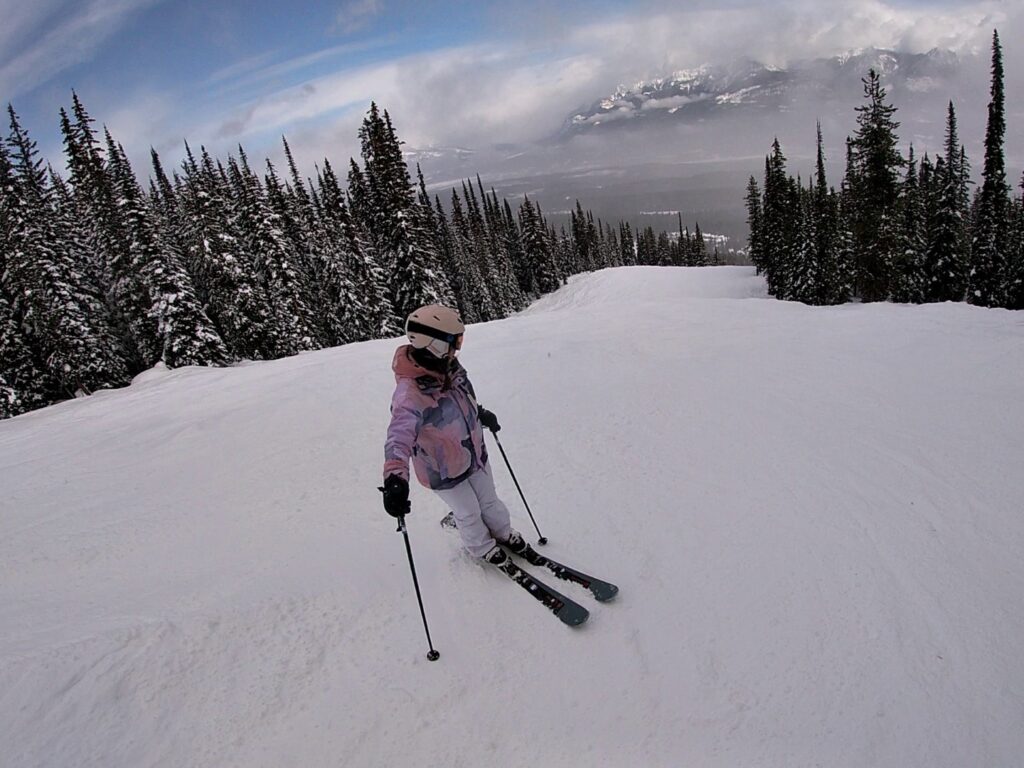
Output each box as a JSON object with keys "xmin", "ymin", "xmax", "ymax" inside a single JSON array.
[{"xmin": 2, "ymin": 267, "xmax": 1023, "ymax": 767}]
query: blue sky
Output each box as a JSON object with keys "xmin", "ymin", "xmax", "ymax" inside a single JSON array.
[{"xmin": 0, "ymin": 0, "xmax": 1016, "ymax": 176}]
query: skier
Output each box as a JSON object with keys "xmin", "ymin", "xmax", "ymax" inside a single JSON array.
[{"xmin": 381, "ymin": 304, "xmax": 532, "ymax": 567}]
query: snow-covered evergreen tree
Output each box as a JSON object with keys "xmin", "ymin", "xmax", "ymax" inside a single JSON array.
[
  {"xmin": 890, "ymin": 146, "xmax": 926, "ymax": 303},
  {"xmin": 745, "ymin": 176, "xmax": 763, "ymax": 274},
  {"xmin": 1007, "ymin": 175, "xmax": 1024, "ymax": 310},
  {"xmin": 921, "ymin": 106, "xmax": 970, "ymax": 303},
  {"xmin": 788, "ymin": 184, "xmax": 820, "ymax": 304},
  {"xmin": 105, "ymin": 137, "xmax": 228, "ymax": 368},
  {"xmin": 3, "ymin": 107, "xmax": 130, "ymax": 396},
  {"xmin": 969, "ymin": 30, "xmax": 1011, "ymax": 308},
  {"xmin": 353, "ymin": 105, "xmax": 451, "ymax": 323},
  {"xmin": 692, "ymin": 222, "xmax": 708, "ymax": 267},
  {"xmin": 849, "ymin": 70, "xmax": 904, "ymax": 302},
  {"xmin": 448, "ymin": 188, "xmax": 491, "ymax": 322},
  {"xmin": 226, "ymin": 155, "xmax": 319, "ymax": 356},
  {"xmin": 178, "ymin": 144, "xmax": 277, "ymax": 359},
  {"xmin": 317, "ymin": 157, "xmax": 396, "ymax": 341},
  {"xmin": 761, "ymin": 139, "xmax": 799, "ymax": 299},
  {"xmin": 519, "ymin": 196, "xmax": 560, "ymax": 295}
]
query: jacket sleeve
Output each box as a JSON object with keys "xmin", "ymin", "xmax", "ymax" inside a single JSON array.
[{"xmin": 383, "ymin": 381, "xmax": 420, "ymax": 482}]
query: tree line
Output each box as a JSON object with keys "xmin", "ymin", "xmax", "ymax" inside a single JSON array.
[
  {"xmin": 745, "ymin": 31, "xmax": 1023, "ymax": 309},
  {"xmin": 0, "ymin": 99, "xmax": 716, "ymax": 420}
]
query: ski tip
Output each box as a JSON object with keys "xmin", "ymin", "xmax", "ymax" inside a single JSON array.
[
  {"xmin": 559, "ymin": 607, "xmax": 590, "ymax": 627},
  {"xmin": 594, "ymin": 584, "xmax": 619, "ymax": 602}
]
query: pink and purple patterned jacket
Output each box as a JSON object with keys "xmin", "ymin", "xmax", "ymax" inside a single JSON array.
[{"xmin": 383, "ymin": 345, "xmax": 488, "ymax": 490}]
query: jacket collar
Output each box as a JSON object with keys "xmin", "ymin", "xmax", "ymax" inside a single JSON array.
[{"xmin": 392, "ymin": 345, "xmax": 461, "ymax": 391}]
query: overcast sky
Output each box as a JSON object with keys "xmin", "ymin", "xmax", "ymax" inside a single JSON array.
[{"xmin": 1, "ymin": 0, "xmax": 1019, "ymax": 176}]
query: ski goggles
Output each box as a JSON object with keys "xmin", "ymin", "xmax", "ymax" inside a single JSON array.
[{"xmin": 407, "ymin": 320, "xmax": 464, "ymax": 351}]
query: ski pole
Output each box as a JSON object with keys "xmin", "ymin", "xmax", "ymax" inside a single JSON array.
[
  {"xmin": 489, "ymin": 431, "xmax": 548, "ymax": 546},
  {"xmin": 396, "ymin": 515, "xmax": 440, "ymax": 661}
]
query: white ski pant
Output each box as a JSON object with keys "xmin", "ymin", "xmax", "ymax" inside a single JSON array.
[{"xmin": 433, "ymin": 463, "xmax": 512, "ymax": 558}]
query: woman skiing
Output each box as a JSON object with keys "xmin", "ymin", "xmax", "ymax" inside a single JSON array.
[{"xmin": 381, "ymin": 304, "xmax": 531, "ymax": 566}]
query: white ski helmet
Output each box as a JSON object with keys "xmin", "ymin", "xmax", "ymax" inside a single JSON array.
[{"xmin": 405, "ymin": 305, "xmax": 465, "ymax": 358}]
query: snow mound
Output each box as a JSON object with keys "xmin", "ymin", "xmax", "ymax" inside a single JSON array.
[
  {"xmin": 129, "ymin": 361, "xmax": 172, "ymax": 387},
  {"xmin": 2, "ymin": 267, "xmax": 1023, "ymax": 767}
]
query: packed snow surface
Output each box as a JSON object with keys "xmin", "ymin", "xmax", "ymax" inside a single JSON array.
[{"xmin": 2, "ymin": 267, "xmax": 1023, "ymax": 767}]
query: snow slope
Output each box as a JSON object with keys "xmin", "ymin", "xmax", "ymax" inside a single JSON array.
[{"xmin": 2, "ymin": 266, "xmax": 1023, "ymax": 767}]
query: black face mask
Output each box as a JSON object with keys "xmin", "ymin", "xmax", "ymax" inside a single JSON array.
[{"xmin": 410, "ymin": 346, "xmax": 451, "ymax": 374}]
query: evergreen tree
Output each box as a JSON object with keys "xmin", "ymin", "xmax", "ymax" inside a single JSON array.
[
  {"xmin": 849, "ymin": 69, "xmax": 904, "ymax": 302},
  {"xmin": 810, "ymin": 124, "xmax": 848, "ymax": 304},
  {"xmin": 502, "ymin": 198, "xmax": 532, "ymax": 295},
  {"xmin": 314, "ymin": 158, "xmax": 395, "ymax": 341},
  {"xmin": 105, "ymin": 137, "xmax": 228, "ymax": 367},
  {"xmin": 745, "ymin": 176, "xmax": 763, "ymax": 273},
  {"xmin": 891, "ymin": 146, "xmax": 926, "ymax": 303},
  {"xmin": 228, "ymin": 155, "xmax": 319, "ymax": 355},
  {"xmin": 519, "ymin": 196, "xmax": 560, "ymax": 295},
  {"xmin": 788, "ymin": 184, "xmax": 820, "ymax": 303},
  {"xmin": 969, "ymin": 30, "xmax": 1011, "ymax": 307},
  {"xmin": 761, "ymin": 139, "xmax": 799, "ymax": 298},
  {"xmin": 449, "ymin": 188, "xmax": 490, "ymax": 322},
  {"xmin": 3, "ymin": 107, "xmax": 130, "ymax": 396},
  {"xmin": 355, "ymin": 105, "xmax": 451, "ymax": 322},
  {"xmin": 0, "ymin": 144, "xmax": 51, "ymax": 415},
  {"xmin": 921, "ymin": 105, "xmax": 970, "ymax": 302},
  {"xmin": 619, "ymin": 222, "xmax": 635, "ymax": 266},
  {"xmin": 692, "ymin": 222, "xmax": 708, "ymax": 266},
  {"xmin": 1005, "ymin": 174, "xmax": 1024, "ymax": 309},
  {"xmin": 178, "ymin": 144, "xmax": 277, "ymax": 358}
]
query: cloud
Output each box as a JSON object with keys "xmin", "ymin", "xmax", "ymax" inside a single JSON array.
[
  {"xmin": 0, "ymin": 0, "xmax": 162, "ymax": 101},
  {"xmin": 332, "ymin": 0, "xmax": 385, "ymax": 36},
  {"xmin": 98, "ymin": 0, "xmax": 1023, "ymax": 181}
]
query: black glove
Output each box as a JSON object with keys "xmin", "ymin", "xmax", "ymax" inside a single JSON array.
[
  {"xmin": 380, "ymin": 474, "xmax": 410, "ymax": 518},
  {"xmin": 478, "ymin": 406, "xmax": 500, "ymax": 433}
]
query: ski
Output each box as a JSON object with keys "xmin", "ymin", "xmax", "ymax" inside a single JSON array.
[
  {"xmin": 494, "ymin": 559, "xmax": 589, "ymax": 627},
  {"xmin": 441, "ymin": 511, "xmax": 619, "ymax": 603},
  {"xmin": 514, "ymin": 550, "xmax": 619, "ymax": 603}
]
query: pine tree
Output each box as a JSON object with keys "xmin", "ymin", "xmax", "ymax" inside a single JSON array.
[
  {"xmin": 890, "ymin": 146, "xmax": 926, "ymax": 303},
  {"xmin": 354, "ymin": 105, "xmax": 452, "ymax": 322},
  {"xmin": 1006, "ymin": 174, "xmax": 1024, "ymax": 309},
  {"xmin": 0, "ymin": 291, "xmax": 52, "ymax": 417},
  {"xmin": 921, "ymin": 105, "xmax": 970, "ymax": 302},
  {"xmin": 788, "ymin": 184, "xmax": 820, "ymax": 303},
  {"xmin": 228, "ymin": 155, "xmax": 319, "ymax": 355},
  {"xmin": 3, "ymin": 107, "xmax": 130, "ymax": 396},
  {"xmin": 692, "ymin": 222, "xmax": 708, "ymax": 266},
  {"xmin": 449, "ymin": 188, "xmax": 491, "ymax": 322},
  {"xmin": 811, "ymin": 124, "xmax": 848, "ymax": 305},
  {"xmin": 619, "ymin": 222, "xmax": 635, "ymax": 266},
  {"xmin": 178, "ymin": 144, "xmax": 277, "ymax": 358},
  {"xmin": 761, "ymin": 139, "xmax": 799, "ymax": 298},
  {"xmin": 105, "ymin": 137, "xmax": 228, "ymax": 367},
  {"xmin": 502, "ymin": 198, "xmax": 532, "ymax": 295},
  {"xmin": 0, "ymin": 142, "xmax": 52, "ymax": 415},
  {"xmin": 849, "ymin": 70, "xmax": 904, "ymax": 302},
  {"xmin": 969, "ymin": 30, "xmax": 1011, "ymax": 307},
  {"xmin": 745, "ymin": 176, "xmax": 763, "ymax": 272},
  {"xmin": 315, "ymin": 158, "xmax": 395, "ymax": 341},
  {"xmin": 519, "ymin": 196, "xmax": 560, "ymax": 295}
]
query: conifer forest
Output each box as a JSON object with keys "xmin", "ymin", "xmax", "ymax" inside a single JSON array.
[
  {"xmin": 0, "ymin": 99, "xmax": 716, "ymax": 420},
  {"xmin": 3, "ymin": 30, "xmax": 1022, "ymax": 422},
  {"xmin": 746, "ymin": 31, "xmax": 1024, "ymax": 309}
]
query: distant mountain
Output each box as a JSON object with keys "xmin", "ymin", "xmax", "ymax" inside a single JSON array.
[{"xmin": 561, "ymin": 48, "xmax": 960, "ymax": 138}]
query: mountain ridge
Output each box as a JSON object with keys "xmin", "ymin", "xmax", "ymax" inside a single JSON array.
[{"xmin": 562, "ymin": 47, "xmax": 962, "ymax": 138}]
